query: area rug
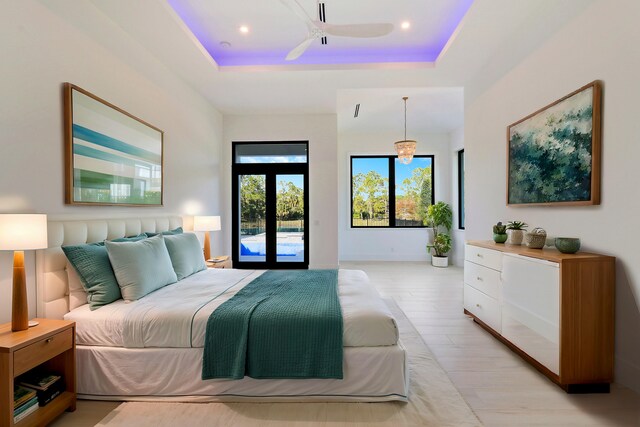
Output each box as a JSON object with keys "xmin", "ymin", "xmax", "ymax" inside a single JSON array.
[{"xmin": 96, "ymin": 299, "xmax": 481, "ymax": 426}]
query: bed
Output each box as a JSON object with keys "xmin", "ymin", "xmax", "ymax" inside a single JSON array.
[{"xmin": 35, "ymin": 216, "xmax": 409, "ymax": 402}]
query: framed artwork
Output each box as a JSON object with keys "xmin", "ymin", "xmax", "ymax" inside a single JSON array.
[
  {"xmin": 507, "ymin": 81, "xmax": 601, "ymax": 206},
  {"xmin": 64, "ymin": 83, "xmax": 164, "ymax": 206}
]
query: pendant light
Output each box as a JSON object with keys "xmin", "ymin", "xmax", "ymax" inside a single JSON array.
[{"xmin": 394, "ymin": 96, "xmax": 417, "ymax": 165}]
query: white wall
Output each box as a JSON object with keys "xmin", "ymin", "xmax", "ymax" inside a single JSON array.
[
  {"xmin": 0, "ymin": 1, "xmax": 223, "ymax": 323},
  {"xmin": 449, "ymin": 127, "xmax": 465, "ymax": 266},
  {"xmin": 338, "ymin": 132, "xmax": 453, "ymax": 262},
  {"xmin": 222, "ymin": 114, "xmax": 338, "ymax": 269},
  {"xmin": 465, "ymin": 0, "xmax": 640, "ymax": 392}
]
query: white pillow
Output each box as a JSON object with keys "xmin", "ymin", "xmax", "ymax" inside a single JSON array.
[{"xmin": 66, "ymin": 262, "xmax": 88, "ymax": 310}]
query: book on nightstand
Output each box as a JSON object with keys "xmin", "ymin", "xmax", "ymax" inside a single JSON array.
[
  {"xmin": 13, "ymin": 386, "xmax": 39, "ymax": 423},
  {"xmin": 18, "ymin": 371, "xmax": 65, "ymax": 407}
]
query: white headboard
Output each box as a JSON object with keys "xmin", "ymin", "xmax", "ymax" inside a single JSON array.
[{"xmin": 35, "ymin": 216, "xmax": 183, "ymax": 319}]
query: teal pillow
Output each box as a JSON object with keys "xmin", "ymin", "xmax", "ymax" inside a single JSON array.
[
  {"xmin": 62, "ymin": 242, "xmax": 121, "ymax": 310},
  {"xmin": 105, "ymin": 234, "xmax": 178, "ymax": 301},
  {"xmin": 145, "ymin": 227, "xmax": 183, "ymax": 237},
  {"xmin": 111, "ymin": 233, "xmax": 148, "ymax": 242},
  {"xmin": 164, "ymin": 233, "xmax": 207, "ymax": 280}
]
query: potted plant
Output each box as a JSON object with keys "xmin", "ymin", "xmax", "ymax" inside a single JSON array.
[
  {"xmin": 426, "ymin": 201, "xmax": 453, "ymax": 267},
  {"xmin": 493, "ymin": 222, "xmax": 507, "ymax": 243},
  {"xmin": 506, "ymin": 220, "xmax": 528, "ymax": 245}
]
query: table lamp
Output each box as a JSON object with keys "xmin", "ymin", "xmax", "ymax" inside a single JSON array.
[
  {"xmin": 0, "ymin": 214, "xmax": 48, "ymax": 331},
  {"xmin": 193, "ymin": 215, "xmax": 221, "ymax": 261}
]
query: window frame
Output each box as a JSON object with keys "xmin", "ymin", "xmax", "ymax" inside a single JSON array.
[
  {"xmin": 458, "ymin": 149, "xmax": 465, "ymax": 230},
  {"xmin": 350, "ymin": 155, "xmax": 435, "ymax": 229}
]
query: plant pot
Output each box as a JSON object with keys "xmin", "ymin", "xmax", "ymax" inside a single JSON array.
[
  {"xmin": 431, "ymin": 256, "xmax": 448, "ymax": 268},
  {"xmin": 493, "ymin": 233, "xmax": 507, "ymax": 243},
  {"xmin": 506, "ymin": 229, "xmax": 524, "ymax": 245}
]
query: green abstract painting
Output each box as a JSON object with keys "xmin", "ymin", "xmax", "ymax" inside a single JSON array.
[
  {"xmin": 507, "ymin": 82, "xmax": 601, "ymax": 206},
  {"xmin": 65, "ymin": 84, "xmax": 163, "ymax": 206}
]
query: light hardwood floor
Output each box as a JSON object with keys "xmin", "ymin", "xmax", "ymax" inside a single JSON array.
[{"xmin": 52, "ymin": 262, "xmax": 640, "ymax": 426}]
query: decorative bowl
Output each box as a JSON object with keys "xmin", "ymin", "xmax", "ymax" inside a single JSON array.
[{"xmin": 555, "ymin": 237, "xmax": 581, "ymax": 254}]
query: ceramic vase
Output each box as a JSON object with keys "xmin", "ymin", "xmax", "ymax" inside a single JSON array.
[
  {"xmin": 506, "ymin": 229, "xmax": 524, "ymax": 245},
  {"xmin": 493, "ymin": 233, "xmax": 508, "ymax": 243}
]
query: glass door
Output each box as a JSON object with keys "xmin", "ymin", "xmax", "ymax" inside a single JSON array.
[
  {"xmin": 232, "ymin": 142, "xmax": 309, "ymax": 269},
  {"xmin": 276, "ymin": 174, "xmax": 305, "ymax": 263},
  {"xmin": 239, "ymin": 174, "xmax": 266, "ymax": 263}
]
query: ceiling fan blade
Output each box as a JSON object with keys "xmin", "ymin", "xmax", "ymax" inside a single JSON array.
[
  {"xmin": 324, "ymin": 23, "xmax": 394, "ymax": 38},
  {"xmin": 279, "ymin": 0, "xmax": 314, "ymax": 24},
  {"xmin": 286, "ymin": 37, "xmax": 315, "ymax": 60}
]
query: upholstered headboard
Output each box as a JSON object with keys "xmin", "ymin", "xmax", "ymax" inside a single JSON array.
[{"xmin": 35, "ymin": 216, "xmax": 183, "ymax": 319}]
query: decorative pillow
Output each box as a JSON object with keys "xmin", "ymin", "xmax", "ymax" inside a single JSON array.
[
  {"xmin": 111, "ymin": 233, "xmax": 148, "ymax": 242},
  {"xmin": 66, "ymin": 262, "xmax": 88, "ymax": 310},
  {"xmin": 62, "ymin": 242, "xmax": 122, "ymax": 310},
  {"xmin": 105, "ymin": 234, "xmax": 177, "ymax": 301},
  {"xmin": 164, "ymin": 233, "xmax": 207, "ymax": 281},
  {"xmin": 145, "ymin": 227, "xmax": 183, "ymax": 237}
]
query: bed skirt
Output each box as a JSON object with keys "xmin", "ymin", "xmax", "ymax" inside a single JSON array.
[{"xmin": 75, "ymin": 342, "xmax": 409, "ymax": 402}]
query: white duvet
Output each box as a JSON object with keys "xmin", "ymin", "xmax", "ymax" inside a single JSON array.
[{"xmin": 65, "ymin": 269, "xmax": 398, "ymax": 349}]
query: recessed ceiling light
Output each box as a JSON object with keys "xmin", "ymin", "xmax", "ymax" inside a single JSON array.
[
  {"xmin": 239, "ymin": 25, "xmax": 249, "ymax": 34},
  {"xmin": 220, "ymin": 41, "xmax": 231, "ymax": 48},
  {"xmin": 401, "ymin": 21, "xmax": 411, "ymax": 30}
]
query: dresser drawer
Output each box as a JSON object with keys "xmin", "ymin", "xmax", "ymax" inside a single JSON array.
[
  {"xmin": 464, "ymin": 284, "xmax": 501, "ymax": 333},
  {"xmin": 465, "ymin": 244, "xmax": 502, "ymax": 271},
  {"xmin": 464, "ymin": 260, "xmax": 501, "ymax": 299},
  {"xmin": 14, "ymin": 328, "xmax": 73, "ymax": 376}
]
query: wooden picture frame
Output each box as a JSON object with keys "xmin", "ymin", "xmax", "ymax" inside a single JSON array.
[
  {"xmin": 507, "ymin": 81, "xmax": 601, "ymax": 206},
  {"xmin": 64, "ymin": 83, "xmax": 164, "ymax": 206}
]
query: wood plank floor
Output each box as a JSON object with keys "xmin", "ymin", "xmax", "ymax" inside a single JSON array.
[
  {"xmin": 342, "ymin": 261, "xmax": 640, "ymax": 427},
  {"xmin": 52, "ymin": 262, "xmax": 640, "ymax": 426}
]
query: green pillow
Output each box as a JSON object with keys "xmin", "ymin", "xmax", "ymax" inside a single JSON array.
[
  {"xmin": 105, "ymin": 234, "xmax": 178, "ymax": 301},
  {"xmin": 111, "ymin": 233, "xmax": 148, "ymax": 242},
  {"xmin": 145, "ymin": 227, "xmax": 183, "ymax": 237},
  {"xmin": 164, "ymin": 233, "xmax": 207, "ymax": 280},
  {"xmin": 62, "ymin": 242, "xmax": 122, "ymax": 310}
]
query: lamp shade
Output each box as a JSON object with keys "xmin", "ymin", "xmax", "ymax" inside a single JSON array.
[
  {"xmin": 0, "ymin": 214, "xmax": 48, "ymax": 251},
  {"xmin": 193, "ymin": 215, "xmax": 221, "ymax": 232}
]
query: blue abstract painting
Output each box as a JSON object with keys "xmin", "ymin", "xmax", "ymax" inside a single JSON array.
[{"xmin": 507, "ymin": 82, "xmax": 601, "ymax": 206}]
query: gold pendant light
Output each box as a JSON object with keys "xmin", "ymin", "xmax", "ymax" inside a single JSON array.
[{"xmin": 394, "ymin": 96, "xmax": 417, "ymax": 165}]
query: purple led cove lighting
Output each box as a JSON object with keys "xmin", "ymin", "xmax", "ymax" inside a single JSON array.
[{"xmin": 168, "ymin": 0, "xmax": 474, "ymax": 67}]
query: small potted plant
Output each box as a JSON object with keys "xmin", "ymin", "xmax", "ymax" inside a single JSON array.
[
  {"xmin": 506, "ymin": 221, "xmax": 528, "ymax": 245},
  {"xmin": 493, "ymin": 222, "xmax": 507, "ymax": 243},
  {"xmin": 426, "ymin": 201, "xmax": 453, "ymax": 267}
]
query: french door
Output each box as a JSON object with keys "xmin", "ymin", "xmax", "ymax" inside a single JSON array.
[{"xmin": 232, "ymin": 142, "xmax": 309, "ymax": 269}]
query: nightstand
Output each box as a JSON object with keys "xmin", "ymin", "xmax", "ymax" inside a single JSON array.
[
  {"xmin": 0, "ymin": 319, "xmax": 76, "ymax": 427},
  {"xmin": 206, "ymin": 256, "xmax": 232, "ymax": 269}
]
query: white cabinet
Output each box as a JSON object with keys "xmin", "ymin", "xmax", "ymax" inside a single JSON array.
[
  {"xmin": 464, "ymin": 245, "xmax": 502, "ymax": 332},
  {"xmin": 501, "ymin": 253, "xmax": 560, "ymax": 374},
  {"xmin": 464, "ymin": 241, "xmax": 615, "ymax": 393}
]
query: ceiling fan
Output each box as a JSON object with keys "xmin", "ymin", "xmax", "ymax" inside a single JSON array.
[{"xmin": 279, "ymin": 0, "xmax": 394, "ymax": 60}]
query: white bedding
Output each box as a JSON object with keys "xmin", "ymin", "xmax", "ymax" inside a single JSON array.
[{"xmin": 65, "ymin": 269, "xmax": 398, "ymax": 348}]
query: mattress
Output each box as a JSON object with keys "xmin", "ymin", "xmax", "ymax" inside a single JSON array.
[{"xmin": 65, "ymin": 268, "xmax": 398, "ymax": 348}]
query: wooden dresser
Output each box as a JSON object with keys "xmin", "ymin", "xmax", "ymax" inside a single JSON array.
[{"xmin": 464, "ymin": 241, "xmax": 615, "ymax": 392}]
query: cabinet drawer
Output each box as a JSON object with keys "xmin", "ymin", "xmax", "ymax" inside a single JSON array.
[
  {"xmin": 464, "ymin": 284, "xmax": 501, "ymax": 333},
  {"xmin": 465, "ymin": 244, "xmax": 502, "ymax": 271},
  {"xmin": 464, "ymin": 260, "xmax": 501, "ymax": 299},
  {"xmin": 14, "ymin": 328, "xmax": 73, "ymax": 376}
]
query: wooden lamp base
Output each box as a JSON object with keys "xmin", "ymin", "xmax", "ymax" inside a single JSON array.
[
  {"xmin": 203, "ymin": 231, "xmax": 211, "ymax": 261},
  {"xmin": 11, "ymin": 250, "xmax": 29, "ymax": 332}
]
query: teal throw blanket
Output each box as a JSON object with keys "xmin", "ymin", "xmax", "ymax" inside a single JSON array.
[{"xmin": 202, "ymin": 269, "xmax": 343, "ymax": 380}]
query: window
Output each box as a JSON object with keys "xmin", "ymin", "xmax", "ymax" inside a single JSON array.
[
  {"xmin": 351, "ymin": 155, "xmax": 435, "ymax": 228},
  {"xmin": 458, "ymin": 149, "xmax": 465, "ymax": 230}
]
